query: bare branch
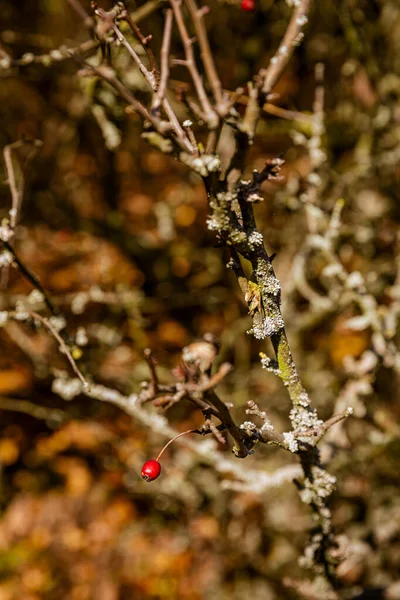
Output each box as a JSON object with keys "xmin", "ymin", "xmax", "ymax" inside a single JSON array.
[
  {"xmin": 152, "ymin": 9, "xmax": 173, "ymax": 111},
  {"xmin": 206, "ymin": 390, "xmax": 249, "ymax": 458},
  {"xmin": 74, "ymin": 57, "xmax": 188, "ymax": 147},
  {"xmin": 3, "ymin": 140, "xmax": 42, "ymax": 230},
  {"xmin": 169, "ymin": 0, "xmax": 219, "ymax": 129},
  {"xmin": 0, "ymin": 396, "xmax": 66, "ymax": 423},
  {"xmin": 1, "ymin": 0, "xmax": 168, "ymax": 73},
  {"xmin": 198, "ymin": 362, "xmax": 232, "ymax": 392},
  {"xmin": 94, "ymin": 9, "xmax": 192, "ymax": 152},
  {"xmin": 313, "ymin": 62, "xmax": 325, "ymax": 117},
  {"xmin": 2, "ymin": 240, "xmax": 59, "ymax": 318},
  {"xmin": 66, "ymin": 0, "xmax": 95, "ymax": 29},
  {"xmin": 26, "ymin": 311, "xmax": 89, "ymax": 389},
  {"xmin": 122, "ymin": 8, "xmax": 158, "ymax": 74},
  {"xmin": 262, "ymin": 101, "xmax": 313, "ymax": 124},
  {"xmin": 183, "ymin": 0, "xmax": 225, "ymax": 113},
  {"xmin": 313, "ymin": 408, "xmax": 353, "ymax": 445},
  {"xmin": 129, "ymin": 0, "xmax": 168, "ymax": 24},
  {"xmin": 111, "ymin": 25, "xmax": 155, "ymax": 86},
  {"xmin": 143, "ymin": 348, "xmax": 159, "ymax": 396},
  {"xmin": 260, "ymin": 0, "xmax": 312, "ymax": 96}
]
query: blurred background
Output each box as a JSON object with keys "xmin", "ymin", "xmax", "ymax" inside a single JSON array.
[{"xmin": 0, "ymin": 0, "xmax": 400, "ymax": 598}]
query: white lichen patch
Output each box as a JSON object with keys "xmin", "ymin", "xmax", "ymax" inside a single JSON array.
[
  {"xmin": 0, "ymin": 311, "xmax": 9, "ymax": 326},
  {"xmin": 240, "ymin": 421, "xmax": 257, "ymax": 433},
  {"xmin": 50, "ymin": 49, "xmax": 64, "ymax": 61},
  {"xmin": 28, "ymin": 289, "xmax": 45, "ymax": 305},
  {"xmin": 14, "ymin": 301, "xmax": 29, "ymax": 321},
  {"xmin": 297, "ymin": 391, "xmax": 311, "ymax": 408},
  {"xmin": 283, "ymin": 431, "xmax": 299, "ymax": 453},
  {"xmin": 298, "ymin": 467, "xmax": 336, "ymax": 526},
  {"xmin": 290, "ymin": 406, "xmax": 323, "ymax": 438},
  {"xmin": 180, "ymin": 152, "xmax": 221, "ymax": 177},
  {"xmin": 247, "ymin": 192, "xmax": 263, "ymax": 203},
  {"xmin": 0, "ymin": 56, "xmax": 11, "ymax": 69},
  {"xmin": 229, "ymin": 229, "xmax": 247, "ymax": 244},
  {"xmin": 0, "ymin": 250, "xmax": 13, "ymax": 267},
  {"xmin": 306, "ymin": 172, "xmax": 321, "ymax": 186},
  {"xmin": 312, "ymin": 466, "xmax": 337, "ymax": 498},
  {"xmin": 76, "ymin": 327, "xmax": 88, "ymax": 347},
  {"xmin": 248, "ymin": 230, "xmax": 263, "ymax": 249},
  {"xmin": 250, "ymin": 314, "xmax": 284, "ymax": 339},
  {"xmin": 52, "ymin": 377, "xmax": 83, "ymax": 401},
  {"xmin": 255, "ymin": 262, "xmax": 281, "ymax": 298},
  {"xmin": 49, "ymin": 315, "xmax": 67, "ymax": 332},
  {"xmin": 345, "ymin": 270, "xmax": 365, "ymax": 290},
  {"xmin": 260, "ymin": 353, "xmax": 281, "ymax": 375},
  {"xmin": 260, "ymin": 419, "xmax": 274, "ymax": 433},
  {"xmin": 21, "ymin": 52, "xmax": 35, "ymax": 65},
  {"xmin": 207, "ymin": 191, "xmax": 236, "ymax": 233},
  {"xmin": 0, "ymin": 219, "xmax": 13, "ymax": 242},
  {"xmin": 296, "ymin": 15, "xmax": 308, "ymax": 26}
]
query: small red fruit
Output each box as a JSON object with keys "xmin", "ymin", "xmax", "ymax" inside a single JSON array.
[
  {"xmin": 141, "ymin": 459, "xmax": 161, "ymax": 482},
  {"xmin": 241, "ymin": 0, "xmax": 255, "ymax": 11},
  {"xmin": 140, "ymin": 429, "xmax": 196, "ymax": 482}
]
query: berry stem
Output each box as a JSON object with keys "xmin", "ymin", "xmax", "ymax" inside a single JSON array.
[{"xmin": 155, "ymin": 429, "xmax": 197, "ymax": 462}]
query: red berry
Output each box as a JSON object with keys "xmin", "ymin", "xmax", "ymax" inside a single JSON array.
[
  {"xmin": 241, "ymin": 0, "xmax": 255, "ymax": 11},
  {"xmin": 141, "ymin": 459, "xmax": 161, "ymax": 482}
]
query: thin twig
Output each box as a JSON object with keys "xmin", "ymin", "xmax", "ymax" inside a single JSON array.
[
  {"xmin": 0, "ymin": 396, "xmax": 66, "ymax": 422},
  {"xmin": 1, "ymin": 140, "xmax": 41, "ymax": 288},
  {"xmin": 263, "ymin": 102, "xmax": 313, "ymax": 124},
  {"xmin": 183, "ymin": 0, "xmax": 225, "ymax": 113},
  {"xmin": 129, "ymin": 0, "xmax": 168, "ymax": 24},
  {"xmin": 183, "ymin": 119, "xmax": 199, "ymax": 154},
  {"xmin": 199, "ymin": 362, "xmax": 232, "ymax": 392},
  {"xmin": 122, "ymin": 9, "xmax": 158, "ymax": 74},
  {"xmin": 92, "ymin": 13, "xmax": 192, "ymax": 152},
  {"xmin": 206, "ymin": 390, "xmax": 248, "ymax": 458},
  {"xmin": 66, "ymin": 0, "xmax": 95, "ymax": 29},
  {"xmin": 204, "ymin": 417, "xmax": 226, "ymax": 444},
  {"xmin": 1, "ymin": 39, "xmax": 99, "ymax": 70},
  {"xmin": 3, "ymin": 142, "xmax": 23, "ymax": 229},
  {"xmin": 2, "ymin": 0, "xmax": 167, "ymax": 73},
  {"xmin": 110, "ymin": 21, "xmax": 155, "ymax": 86},
  {"xmin": 144, "ymin": 348, "xmax": 159, "ymax": 396},
  {"xmin": 152, "ymin": 9, "xmax": 173, "ymax": 111},
  {"xmin": 313, "ymin": 408, "xmax": 353, "ymax": 445},
  {"xmin": 26, "ymin": 311, "xmax": 89, "ymax": 389},
  {"xmin": 169, "ymin": 0, "xmax": 218, "ymax": 129},
  {"xmin": 260, "ymin": 0, "xmax": 312, "ymax": 96},
  {"xmin": 240, "ymin": 80, "xmax": 260, "ymax": 141},
  {"xmin": 73, "ymin": 56, "xmax": 179, "ymax": 142},
  {"xmin": 313, "ymin": 62, "xmax": 325, "ymax": 117},
  {"xmin": 3, "ymin": 140, "xmax": 42, "ymax": 227},
  {"xmin": 2, "ymin": 240, "xmax": 59, "ymax": 317}
]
